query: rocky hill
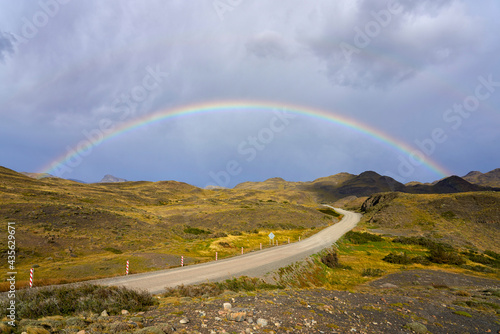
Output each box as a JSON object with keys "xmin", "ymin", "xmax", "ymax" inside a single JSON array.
[
  {"xmin": 98, "ymin": 174, "xmax": 128, "ymax": 183},
  {"xmin": 235, "ymin": 170, "xmax": 499, "ymax": 203},
  {"xmin": 463, "ymin": 168, "xmax": 500, "ymax": 187}
]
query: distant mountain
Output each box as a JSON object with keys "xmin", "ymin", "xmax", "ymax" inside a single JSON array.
[
  {"xmin": 234, "ymin": 177, "xmax": 302, "ymax": 191},
  {"xmin": 235, "ymin": 170, "xmax": 498, "ymax": 202},
  {"xmin": 463, "ymin": 168, "xmax": 500, "ymax": 188},
  {"xmin": 99, "ymin": 174, "xmax": 128, "ymax": 183},
  {"xmin": 21, "ymin": 172, "xmax": 57, "ymax": 179}
]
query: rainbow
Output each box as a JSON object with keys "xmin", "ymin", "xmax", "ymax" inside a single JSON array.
[{"xmin": 39, "ymin": 100, "xmax": 451, "ymax": 178}]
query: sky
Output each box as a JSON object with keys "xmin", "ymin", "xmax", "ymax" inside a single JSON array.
[{"xmin": 0, "ymin": 0, "xmax": 499, "ymax": 188}]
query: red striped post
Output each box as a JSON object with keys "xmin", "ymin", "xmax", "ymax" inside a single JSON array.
[
  {"xmin": 241, "ymin": 247, "xmax": 243, "ymax": 255},
  {"xmin": 260, "ymin": 243, "xmax": 262, "ymax": 250},
  {"xmin": 181, "ymin": 256, "xmax": 184, "ymax": 267},
  {"xmin": 216, "ymin": 252, "xmax": 218, "ymax": 261},
  {"xmin": 126, "ymin": 260, "xmax": 129, "ymax": 275},
  {"xmin": 29, "ymin": 268, "xmax": 34, "ymax": 288}
]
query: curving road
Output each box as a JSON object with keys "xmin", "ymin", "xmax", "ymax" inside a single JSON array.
[{"xmin": 95, "ymin": 207, "xmax": 361, "ymax": 294}]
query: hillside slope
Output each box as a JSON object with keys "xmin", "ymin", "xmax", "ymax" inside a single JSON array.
[
  {"xmin": 463, "ymin": 168, "xmax": 500, "ymax": 187},
  {"xmin": 0, "ymin": 166, "xmax": 335, "ymax": 282},
  {"xmin": 360, "ymin": 191, "xmax": 500, "ymax": 252}
]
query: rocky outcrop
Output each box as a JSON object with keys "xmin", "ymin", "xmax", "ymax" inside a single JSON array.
[
  {"xmin": 361, "ymin": 192, "xmax": 399, "ymax": 212},
  {"xmin": 99, "ymin": 174, "xmax": 127, "ymax": 183}
]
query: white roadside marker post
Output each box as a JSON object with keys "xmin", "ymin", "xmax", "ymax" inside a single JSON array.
[{"xmin": 29, "ymin": 268, "xmax": 34, "ymax": 288}]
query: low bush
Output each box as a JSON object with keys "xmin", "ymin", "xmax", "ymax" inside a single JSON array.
[
  {"xmin": 320, "ymin": 249, "xmax": 339, "ymax": 269},
  {"xmin": 0, "ymin": 284, "xmax": 155, "ymax": 319},
  {"xmin": 362, "ymin": 268, "xmax": 385, "ymax": 277},
  {"xmin": 428, "ymin": 244, "xmax": 465, "ymax": 265},
  {"xmin": 344, "ymin": 231, "xmax": 383, "ymax": 244},
  {"xmin": 484, "ymin": 250, "xmax": 500, "ymax": 261},
  {"xmin": 103, "ymin": 247, "xmax": 122, "ymax": 254},
  {"xmin": 163, "ymin": 276, "xmax": 281, "ymax": 298},
  {"xmin": 184, "ymin": 226, "xmax": 211, "ymax": 235},
  {"xmin": 392, "ymin": 236, "xmax": 452, "ymax": 250},
  {"xmin": 461, "ymin": 264, "xmax": 495, "ymax": 273},
  {"xmin": 383, "ymin": 252, "xmax": 431, "ymax": 265},
  {"xmin": 464, "ymin": 251, "xmax": 500, "ymax": 268}
]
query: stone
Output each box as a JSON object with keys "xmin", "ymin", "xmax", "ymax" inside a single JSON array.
[
  {"xmin": 179, "ymin": 318, "xmax": 189, "ymax": 324},
  {"xmin": 380, "ymin": 283, "xmax": 398, "ymax": 289},
  {"xmin": 404, "ymin": 322, "xmax": 427, "ymax": 334},
  {"xmin": 227, "ymin": 311, "xmax": 247, "ymax": 322},
  {"xmin": 100, "ymin": 310, "xmax": 108, "ymax": 317},
  {"xmin": 257, "ymin": 318, "xmax": 268, "ymax": 327},
  {"xmin": 223, "ymin": 302, "xmax": 232, "ymax": 310},
  {"xmin": 121, "ymin": 309, "xmax": 129, "ymax": 315},
  {"xmin": 77, "ymin": 331, "xmax": 85, "ymax": 334}
]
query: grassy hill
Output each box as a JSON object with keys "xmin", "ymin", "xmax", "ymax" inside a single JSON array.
[
  {"xmin": 0, "ymin": 167, "xmax": 336, "ymax": 286},
  {"xmin": 1, "ymin": 165, "xmax": 499, "ymax": 288},
  {"xmin": 359, "ymin": 191, "xmax": 500, "ymax": 252},
  {"xmin": 463, "ymin": 168, "xmax": 500, "ymax": 187}
]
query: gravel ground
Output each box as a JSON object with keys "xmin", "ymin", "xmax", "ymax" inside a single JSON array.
[{"xmin": 13, "ymin": 270, "xmax": 500, "ymax": 334}]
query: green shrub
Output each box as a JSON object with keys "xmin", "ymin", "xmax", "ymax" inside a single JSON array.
[
  {"xmin": 484, "ymin": 250, "xmax": 500, "ymax": 261},
  {"xmin": 163, "ymin": 276, "xmax": 280, "ymax": 298},
  {"xmin": 184, "ymin": 226, "xmax": 211, "ymax": 235},
  {"xmin": 392, "ymin": 236, "xmax": 451, "ymax": 250},
  {"xmin": 103, "ymin": 247, "xmax": 122, "ymax": 254},
  {"xmin": 0, "ymin": 284, "xmax": 155, "ymax": 319},
  {"xmin": 461, "ymin": 264, "xmax": 495, "ymax": 273},
  {"xmin": 383, "ymin": 252, "xmax": 414, "ymax": 265},
  {"xmin": 465, "ymin": 251, "xmax": 500, "ymax": 268},
  {"xmin": 383, "ymin": 252, "xmax": 431, "ymax": 265},
  {"xmin": 428, "ymin": 244, "xmax": 465, "ymax": 265},
  {"xmin": 362, "ymin": 268, "xmax": 385, "ymax": 277},
  {"xmin": 320, "ymin": 249, "xmax": 339, "ymax": 269},
  {"xmin": 344, "ymin": 231, "xmax": 383, "ymax": 244}
]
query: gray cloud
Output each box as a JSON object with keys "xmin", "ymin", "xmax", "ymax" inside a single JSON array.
[
  {"xmin": 299, "ymin": 0, "xmax": 481, "ymax": 88},
  {"xmin": 0, "ymin": 32, "xmax": 15, "ymax": 62},
  {"xmin": 246, "ymin": 31, "xmax": 291, "ymax": 60},
  {"xmin": 0, "ymin": 0, "xmax": 498, "ymax": 186}
]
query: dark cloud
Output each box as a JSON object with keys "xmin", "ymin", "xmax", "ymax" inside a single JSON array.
[{"xmin": 0, "ymin": 32, "xmax": 15, "ymax": 62}]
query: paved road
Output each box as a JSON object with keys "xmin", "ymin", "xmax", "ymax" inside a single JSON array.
[{"xmin": 96, "ymin": 207, "xmax": 361, "ymax": 294}]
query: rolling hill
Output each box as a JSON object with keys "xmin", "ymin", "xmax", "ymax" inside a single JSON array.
[
  {"xmin": 2, "ymin": 165, "xmax": 499, "ymax": 284},
  {"xmin": 463, "ymin": 168, "xmax": 500, "ymax": 187}
]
